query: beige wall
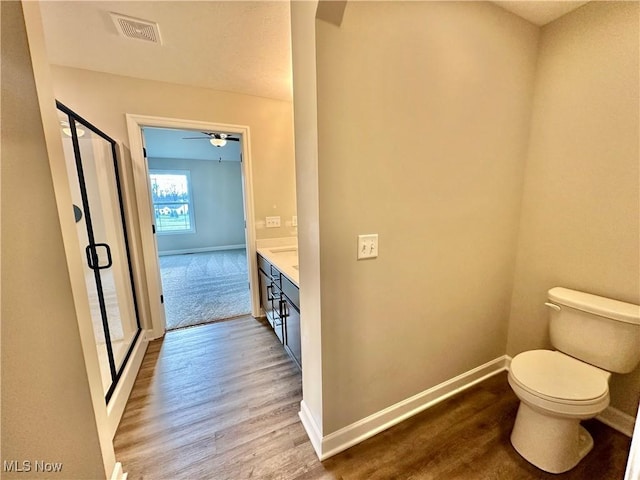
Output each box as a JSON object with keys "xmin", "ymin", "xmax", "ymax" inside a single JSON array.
[
  {"xmin": 49, "ymin": 65, "xmax": 297, "ymax": 241},
  {"xmin": 1, "ymin": 2, "xmax": 107, "ymax": 478},
  {"xmin": 49, "ymin": 65, "xmax": 297, "ymax": 330},
  {"xmin": 314, "ymin": 1, "xmax": 539, "ymax": 433},
  {"xmin": 507, "ymin": 1, "xmax": 640, "ymax": 416}
]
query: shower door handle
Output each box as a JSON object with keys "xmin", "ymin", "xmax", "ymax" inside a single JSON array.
[{"xmin": 86, "ymin": 243, "xmax": 113, "ymax": 270}]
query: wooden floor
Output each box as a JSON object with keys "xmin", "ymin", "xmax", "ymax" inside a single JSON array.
[{"xmin": 114, "ymin": 315, "xmax": 631, "ymax": 479}]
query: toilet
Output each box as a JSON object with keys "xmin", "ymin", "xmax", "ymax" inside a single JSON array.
[{"xmin": 508, "ymin": 287, "xmax": 640, "ymax": 474}]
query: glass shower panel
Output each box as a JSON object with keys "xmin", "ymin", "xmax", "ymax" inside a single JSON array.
[
  {"xmin": 57, "ymin": 104, "xmax": 141, "ymax": 402},
  {"xmin": 76, "ymin": 127, "xmax": 138, "ymax": 374},
  {"xmin": 58, "ymin": 109, "xmax": 112, "ymax": 393}
]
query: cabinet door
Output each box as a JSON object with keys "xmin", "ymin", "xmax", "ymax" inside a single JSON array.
[{"xmin": 283, "ymin": 299, "xmax": 301, "ymax": 369}]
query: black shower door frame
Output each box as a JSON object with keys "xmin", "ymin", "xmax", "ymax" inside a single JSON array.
[{"xmin": 57, "ymin": 100, "xmax": 141, "ymax": 403}]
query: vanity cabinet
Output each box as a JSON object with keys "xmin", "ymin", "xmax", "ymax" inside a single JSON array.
[
  {"xmin": 282, "ymin": 297, "xmax": 301, "ymax": 368},
  {"xmin": 258, "ymin": 253, "xmax": 301, "ymax": 369}
]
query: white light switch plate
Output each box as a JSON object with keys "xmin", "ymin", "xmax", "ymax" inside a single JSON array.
[
  {"xmin": 266, "ymin": 216, "xmax": 281, "ymax": 228},
  {"xmin": 357, "ymin": 234, "xmax": 378, "ymax": 260}
]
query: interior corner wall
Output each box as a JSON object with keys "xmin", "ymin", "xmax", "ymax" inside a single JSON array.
[
  {"xmin": 147, "ymin": 157, "xmax": 245, "ymax": 253},
  {"xmin": 315, "ymin": 1, "xmax": 539, "ymax": 434},
  {"xmin": 507, "ymin": 1, "xmax": 640, "ymax": 417},
  {"xmin": 1, "ymin": 1, "xmax": 107, "ymax": 477}
]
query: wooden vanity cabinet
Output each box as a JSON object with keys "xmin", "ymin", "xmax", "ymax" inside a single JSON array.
[
  {"xmin": 257, "ymin": 253, "xmax": 301, "ymax": 369},
  {"xmin": 280, "ymin": 275, "xmax": 301, "ymax": 368}
]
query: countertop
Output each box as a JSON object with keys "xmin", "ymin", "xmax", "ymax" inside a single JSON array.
[{"xmin": 257, "ymin": 245, "xmax": 299, "ymax": 287}]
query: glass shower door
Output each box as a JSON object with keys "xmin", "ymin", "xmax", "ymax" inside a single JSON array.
[{"xmin": 57, "ymin": 102, "xmax": 141, "ymax": 403}]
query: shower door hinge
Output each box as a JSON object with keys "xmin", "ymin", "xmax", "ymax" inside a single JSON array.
[{"xmin": 160, "ymin": 294, "xmax": 164, "ymax": 304}]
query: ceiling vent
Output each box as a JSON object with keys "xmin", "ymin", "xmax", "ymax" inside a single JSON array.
[{"xmin": 110, "ymin": 12, "xmax": 162, "ymax": 45}]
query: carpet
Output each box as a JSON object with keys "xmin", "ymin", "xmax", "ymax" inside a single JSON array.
[{"xmin": 159, "ymin": 249, "xmax": 251, "ymax": 330}]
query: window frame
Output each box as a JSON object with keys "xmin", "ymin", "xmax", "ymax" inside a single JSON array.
[{"xmin": 148, "ymin": 169, "xmax": 196, "ymax": 235}]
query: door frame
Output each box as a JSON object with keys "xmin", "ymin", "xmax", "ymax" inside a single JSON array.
[{"xmin": 126, "ymin": 114, "xmax": 259, "ymax": 339}]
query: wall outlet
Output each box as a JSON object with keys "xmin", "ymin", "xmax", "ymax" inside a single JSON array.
[
  {"xmin": 265, "ymin": 216, "xmax": 281, "ymax": 228},
  {"xmin": 357, "ymin": 234, "xmax": 378, "ymax": 260},
  {"xmin": 292, "ymin": 215, "xmax": 298, "ymax": 227}
]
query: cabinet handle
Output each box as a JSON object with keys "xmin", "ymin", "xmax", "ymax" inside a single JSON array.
[{"xmin": 267, "ymin": 285, "xmax": 281, "ymax": 301}]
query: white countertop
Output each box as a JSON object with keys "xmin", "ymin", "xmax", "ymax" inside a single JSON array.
[{"xmin": 257, "ymin": 245, "xmax": 299, "ymax": 287}]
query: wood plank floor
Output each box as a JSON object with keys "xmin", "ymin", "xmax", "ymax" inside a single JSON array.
[{"xmin": 114, "ymin": 315, "xmax": 631, "ymax": 479}]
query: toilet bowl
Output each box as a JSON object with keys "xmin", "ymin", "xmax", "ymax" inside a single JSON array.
[
  {"xmin": 507, "ymin": 288, "xmax": 640, "ymax": 474},
  {"xmin": 508, "ymin": 350, "xmax": 610, "ymax": 473}
]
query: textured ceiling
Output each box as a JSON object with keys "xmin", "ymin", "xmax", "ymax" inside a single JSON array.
[
  {"xmin": 39, "ymin": 1, "xmax": 293, "ymax": 101},
  {"xmin": 40, "ymin": 1, "xmax": 589, "ymax": 103}
]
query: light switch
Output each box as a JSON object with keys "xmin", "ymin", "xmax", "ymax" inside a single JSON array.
[
  {"xmin": 357, "ymin": 234, "xmax": 378, "ymax": 260},
  {"xmin": 266, "ymin": 216, "xmax": 281, "ymax": 228}
]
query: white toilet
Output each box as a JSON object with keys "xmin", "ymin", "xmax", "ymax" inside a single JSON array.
[{"xmin": 508, "ymin": 287, "xmax": 640, "ymax": 474}]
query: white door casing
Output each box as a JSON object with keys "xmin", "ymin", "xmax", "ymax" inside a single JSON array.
[{"xmin": 125, "ymin": 114, "xmax": 259, "ymax": 339}]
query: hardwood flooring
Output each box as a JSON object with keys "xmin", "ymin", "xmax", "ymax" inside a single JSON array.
[{"xmin": 114, "ymin": 316, "xmax": 631, "ymax": 479}]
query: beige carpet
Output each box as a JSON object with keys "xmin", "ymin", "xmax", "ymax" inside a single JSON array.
[{"xmin": 159, "ymin": 249, "xmax": 251, "ymax": 330}]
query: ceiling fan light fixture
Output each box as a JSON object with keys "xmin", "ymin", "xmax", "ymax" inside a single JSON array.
[{"xmin": 210, "ymin": 138, "xmax": 227, "ymax": 147}]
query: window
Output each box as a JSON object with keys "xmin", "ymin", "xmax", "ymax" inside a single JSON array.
[{"xmin": 149, "ymin": 170, "xmax": 195, "ymax": 234}]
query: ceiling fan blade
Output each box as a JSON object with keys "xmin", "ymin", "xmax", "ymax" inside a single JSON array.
[{"xmin": 182, "ymin": 132, "xmax": 240, "ymax": 141}]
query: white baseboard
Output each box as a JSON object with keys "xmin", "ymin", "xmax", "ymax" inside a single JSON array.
[
  {"xmin": 106, "ymin": 332, "xmax": 149, "ymax": 439},
  {"xmin": 299, "ymin": 400, "xmax": 323, "ymax": 459},
  {"xmin": 158, "ymin": 244, "xmax": 245, "ymax": 256},
  {"xmin": 110, "ymin": 462, "xmax": 127, "ymax": 480},
  {"xmin": 305, "ymin": 355, "xmax": 509, "ymax": 460},
  {"xmin": 598, "ymin": 406, "xmax": 636, "ymax": 437}
]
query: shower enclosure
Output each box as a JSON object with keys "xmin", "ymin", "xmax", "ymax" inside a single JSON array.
[{"xmin": 57, "ymin": 101, "xmax": 141, "ymax": 403}]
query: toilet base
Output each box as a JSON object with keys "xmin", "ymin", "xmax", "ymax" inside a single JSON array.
[{"xmin": 510, "ymin": 402, "xmax": 594, "ymax": 474}]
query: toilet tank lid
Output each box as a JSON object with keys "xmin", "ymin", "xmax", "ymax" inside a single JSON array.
[{"xmin": 548, "ymin": 287, "xmax": 640, "ymax": 325}]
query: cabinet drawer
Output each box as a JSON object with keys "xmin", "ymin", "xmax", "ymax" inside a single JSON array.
[
  {"xmin": 281, "ymin": 275, "xmax": 299, "ymax": 309},
  {"xmin": 258, "ymin": 254, "xmax": 271, "ymax": 275}
]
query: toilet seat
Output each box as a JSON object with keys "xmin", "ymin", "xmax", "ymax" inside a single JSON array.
[{"xmin": 509, "ymin": 350, "xmax": 609, "ymax": 407}]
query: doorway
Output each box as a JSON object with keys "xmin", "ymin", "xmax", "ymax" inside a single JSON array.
[
  {"xmin": 142, "ymin": 127, "xmax": 251, "ymax": 330},
  {"xmin": 126, "ymin": 115, "xmax": 259, "ymax": 339}
]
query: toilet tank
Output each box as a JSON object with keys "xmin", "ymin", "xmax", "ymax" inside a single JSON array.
[{"xmin": 547, "ymin": 287, "xmax": 640, "ymax": 374}]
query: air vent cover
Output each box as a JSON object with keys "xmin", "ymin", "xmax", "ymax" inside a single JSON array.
[{"xmin": 110, "ymin": 12, "xmax": 162, "ymax": 45}]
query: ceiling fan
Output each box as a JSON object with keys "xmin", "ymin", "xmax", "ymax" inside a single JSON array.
[{"xmin": 182, "ymin": 132, "xmax": 239, "ymax": 147}]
